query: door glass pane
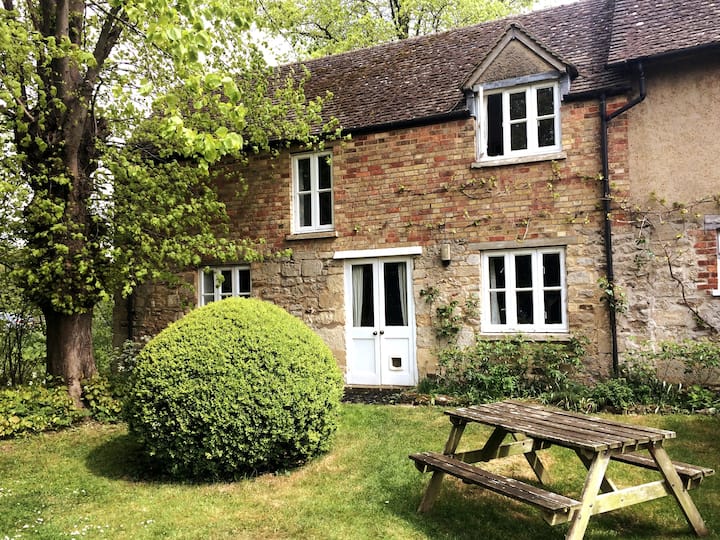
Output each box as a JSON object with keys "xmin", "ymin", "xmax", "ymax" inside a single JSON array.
[
  {"xmin": 538, "ymin": 118, "xmax": 555, "ymax": 147},
  {"xmin": 515, "ymin": 255, "xmax": 533, "ymax": 288},
  {"xmin": 536, "ymin": 87, "xmax": 554, "ymax": 116},
  {"xmin": 319, "ymin": 191, "xmax": 332, "ymax": 225},
  {"xmin": 543, "ymin": 253, "xmax": 561, "ymax": 287},
  {"xmin": 352, "ymin": 264, "xmax": 374, "ymax": 327},
  {"xmin": 509, "ymin": 91, "xmax": 526, "ymax": 120},
  {"xmin": 490, "ymin": 291, "xmax": 506, "ymax": 324},
  {"xmin": 383, "ymin": 262, "xmax": 407, "ymax": 326},
  {"xmin": 486, "ymin": 94, "xmax": 503, "ymax": 156},
  {"xmin": 299, "ymin": 193, "xmax": 312, "ymax": 226},
  {"xmin": 488, "ymin": 256, "xmax": 505, "ymax": 288},
  {"xmin": 544, "ymin": 291, "xmax": 562, "ymax": 324},
  {"xmin": 511, "ymin": 122, "xmax": 528, "ymax": 150},
  {"xmin": 297, "ymin": 158, "xmax": 311, "ymax": 191},
  {"xmin": 516, "ymin": 291, "xmax": 534, "ymax": 324},
  {"xmin": 318, "ymin": 157, "xmax": 332, "ymax": 189}
]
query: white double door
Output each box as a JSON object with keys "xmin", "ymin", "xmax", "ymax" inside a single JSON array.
[{"xmin": 344, "ymin": 257, "xmax": 416, "ymax": 386}]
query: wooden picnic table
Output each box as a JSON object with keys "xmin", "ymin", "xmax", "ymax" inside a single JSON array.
[{"xmin": 410, "ymin": 400, "xmax": 714, "ymax": 539}]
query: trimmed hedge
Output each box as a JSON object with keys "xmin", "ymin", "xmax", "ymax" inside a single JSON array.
[{"xmin": 126, "ymin": 298, "xmax": 344, "ymax": 480}]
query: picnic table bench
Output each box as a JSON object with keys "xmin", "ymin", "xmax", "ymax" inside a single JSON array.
[{"xmin": 410, "ymin": 400, "xmax": 714, "ymax": 539}]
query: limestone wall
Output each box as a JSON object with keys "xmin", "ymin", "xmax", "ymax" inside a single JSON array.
[{"xmin": 117, "ymin": 95, "xmax": 636, "ymax": 381}]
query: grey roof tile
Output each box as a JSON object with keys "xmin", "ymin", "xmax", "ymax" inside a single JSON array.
[
  {"xmin": 278, "ymin": 0, "xmax": 719, "ymax": 132},
  {"xmin": 608, "ymin": 0, "xmax": 720, "ymax": 65}
]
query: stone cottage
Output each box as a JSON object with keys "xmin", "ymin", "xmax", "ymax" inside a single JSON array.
[{"xmin": 115, "ymin": 0, "xmax": 720, "ymax": 387}]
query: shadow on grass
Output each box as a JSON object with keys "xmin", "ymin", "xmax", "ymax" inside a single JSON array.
[
  {"xmin": 384, "ymin": 478, "xmax": 702, "ymax": 540},
  {"xmin": 85, "ymin": 431, "xmax": 172, "ymax": 483}
]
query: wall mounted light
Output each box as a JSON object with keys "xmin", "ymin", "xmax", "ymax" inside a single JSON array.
[{"xmin": 440, "ymin": 243, "xmax": 451, "ymax": 266}]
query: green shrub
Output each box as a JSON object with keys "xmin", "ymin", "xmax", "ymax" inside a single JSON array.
[
  {"xmin": 435, "ymin": 335, "xmax": 587, "ymax": 404},
  {"xmin": 0, "ymin": 383, "xmax": 86, "ymax": 438},
  {"xmin": 125, "ymin": 298, "xmax": 344, "ymax": 480},
  {"xmin": 81, "ymin": 377, "xmax": 124, "ymax": 423}
]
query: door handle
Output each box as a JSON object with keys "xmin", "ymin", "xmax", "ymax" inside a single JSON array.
[
  {"xmin": 373, "ymin": 331, "xmax": 378, "ymax": 335},
  {"xmin": 379, "ymin": 330, "xmax": 385, "ymax": 335}
]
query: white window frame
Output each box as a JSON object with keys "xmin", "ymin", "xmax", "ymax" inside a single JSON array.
[
  {"xmin": 199, "ymin": 266, "xmax": 251, "ymax": 306},
  {"xmin": 292, "ymin": 151, "xmax": 334, "ymax": 234},
  {"xmin": 481, "ymin": 247, "xmax": 567, "ymax": 333},
  {"xmin": 477, "ymin": 81, "xmax": 561, "ymax": 162}
]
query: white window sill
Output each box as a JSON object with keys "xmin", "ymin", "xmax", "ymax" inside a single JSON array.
[
  {"xmin": 286, "ymin": 230, "xmax": 338, "ymax": 241},
  {"xmin": 472, "ymin": 151, "xmax": 567, "ymax": 168},
  {"xmin": 479, "ymin": 332, "xmax": 571, "ymax": 341},
  {"xmin": 712, "ymin": 289, "xmax": 720, "ymax": 297}
]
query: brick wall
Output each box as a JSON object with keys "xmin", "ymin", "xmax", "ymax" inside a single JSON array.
[{"xmin": 117, "ymin": 94, "xmax": 647, "ymax": 381}]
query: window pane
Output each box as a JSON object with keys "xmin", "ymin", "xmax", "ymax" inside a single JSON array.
[
  {"xmin": 515, "ymin": 255, "xmax": 533, "ymax": 288},
  {"xmin": 490, "ymin": 291, "xmax": 506, "ymax": 324},
  {"xmin": 384, "ymin": 263, "xmax": 407, "ymax": 327},
  {"xmin": 202, "ymin": 294, "xmax": 214, "ymax": 305},
  {"xmin": 489, "ymin": 256, "xmax": 505, "ymax": 288},
  {"xmin": 238, "ymin": 268, "xmax": 251, "ymax": 295},
  {"xmin": 516, "ymin": 291, "xmax": 534, "ymax": 324},
  {"xmin": 543, "ymin": 253, "xmax": 561, "ymax": 287},
  {"xmin": 510, "ymin": 122, "xmax": 527, "ymax": 151},
  {"xmin": 537, "ymin": 87, "xmax": 554, "ymax": 116},
  {"xmin": 319, "ymin": 191, "xmax": 332, "ymax": 225},
  {"xmin": 486, "ymin": 94, "xmax": 503, "ymax": 156},
  {"xmin": 298, "ymin": 158, "xmax": 311, "ymax": 191},
  {"xmin": 203, "ymin": 272, "xmax": 214, "ymax": 295},
  {"xmin": 538, "ymin": 118, "xmax": 555, "ymax": 147},
  {"xmin": 544, "ymin": 291, "xmax": 562, "ymax": 324},
  {"xmin": 220, "ymin": 270, "xmax": 232, "ymax": 297},
  {"xmin": 352, "ymin": 264, "xmax": 374, "ymax": 327},
  {"xmin": 509, "ymin": 91, "xmax": 526, "ymax": 120},
  {"xmin": 318, "ymin": 157, "xmax": 332, "ymax": 189},
  {"xmin": 300, "ymin": 193, "xmax": 312, "ymax": 226}
]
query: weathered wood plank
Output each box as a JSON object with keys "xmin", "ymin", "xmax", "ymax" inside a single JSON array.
[
  {"xmin": 409, "ymin": 452, "xmax": 580, "ymax": 517},
  {"xmin": 649, "ymin": 446, "xmax": 710, "ymax": 536},
  {"xmin": 611, "ymin": 452, "xmax": 715, "ymax": 485},
  {"xmin": 592, "ymin": 481, "xmax": 670, "ymax": 515},
  {"xmin": 448, "ymin": 401, "xmax": 674, "ymax": 453}
]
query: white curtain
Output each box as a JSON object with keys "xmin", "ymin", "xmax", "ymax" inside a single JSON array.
[
  {"xmin": 489, "ymin": 257, "xmax": 502, "ymax": 324},
  {"xmin": 398, "ymin": 263, "xmax": 407, "ymax": 326},
  {"xmin": 352, "ymin": 265, "xmax": 364, "ymax": 327}
]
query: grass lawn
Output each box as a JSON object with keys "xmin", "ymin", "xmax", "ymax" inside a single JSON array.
[{"xmin": 0, "ymin": 404, "xmax": 717, "ymax": 539}]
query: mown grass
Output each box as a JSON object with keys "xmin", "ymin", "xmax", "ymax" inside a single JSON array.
[{"xmin": 0, "ymin": 405, "xmax": 717, "ymax": 539}]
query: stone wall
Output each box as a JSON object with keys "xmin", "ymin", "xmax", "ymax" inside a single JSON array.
[
  {"xmin": 609, "ymin": 53, "xmax": 720, "ymax": 383},
  {"xmin": 117, "ymin": 94, "xmax": 644, "ymax": 382}
]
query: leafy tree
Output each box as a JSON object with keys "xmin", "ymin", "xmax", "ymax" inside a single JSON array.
[
  {"xmin": 257, "ymin": 0, "xmax": 535, "ymax": 59},
  {"xmin": 0, "ymin": 0, "xmax": 330, "ymax": 406}
]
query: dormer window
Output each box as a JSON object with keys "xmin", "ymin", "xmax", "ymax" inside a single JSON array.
[
  {"xmin": 481, "ymin": 81, "xmax": 561, "ymax": 160},
  {"xmin": 462, "ymin": 24, "xmax": 576, "ymax": 166}
]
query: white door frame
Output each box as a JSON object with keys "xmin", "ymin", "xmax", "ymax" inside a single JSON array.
[{"xmin": 342, "ymin": 256, "xmax": 417, "ymax": 386}]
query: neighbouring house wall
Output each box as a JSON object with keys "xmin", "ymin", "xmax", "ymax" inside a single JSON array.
[
  {"xmin": 612, "ymin": 53, "xmax": 720, "ymax": 381},
  {"xmin": 117, "ymin": 95, "xmax": 633, "ymax": 381}
]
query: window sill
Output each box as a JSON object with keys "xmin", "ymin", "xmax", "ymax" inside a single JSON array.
[
  {"xmin": 285, "ymin": 230, "xmax": 338, "ymax": 241},
  {"xmin": 712, "ymin": 289, "xmax": 720, "ymax": 297},
  {"xmin": 472, "ymin": 151, "xmax": 567, "ymax": 169},
  {"xmin": 479, "ymin": 332, "xmax": 571, "ymax": 341}
]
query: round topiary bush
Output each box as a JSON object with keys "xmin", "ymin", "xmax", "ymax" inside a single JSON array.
[{"xmin": 125, "ymin": 297, "xmax": 344, "ymax": 480}]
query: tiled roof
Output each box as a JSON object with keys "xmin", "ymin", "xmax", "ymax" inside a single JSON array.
[
  {"xmin": 280, "ymin": 0, "xmax": 719, "ymax": 133},
  {"xmin": 607, "ymin": 0, "xmax": 720, "ymax": 65}
]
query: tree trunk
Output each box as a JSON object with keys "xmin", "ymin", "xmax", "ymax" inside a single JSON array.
[{"xmin": 44, "ymin": 308, "xmax": 97, "ymax": 408}]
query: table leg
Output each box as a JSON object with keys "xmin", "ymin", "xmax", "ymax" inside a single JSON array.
[
  {"xmin": 513, "ymin": 433, "xmax": 550, "ymax": 484},
  {"xmin": 575, "ymin": 449, "xmax": 617, "ymax": 493},
  {"xmin": 417, "ymin": 421, "xmax": 467, "ymax": 512},
  {"xmin": 566, "ymin": 450, "xmax": 611, "ymax": 540},
  {"xmin": 649, "ymin": 445, "xmax": 709, "ymax": 537}
]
